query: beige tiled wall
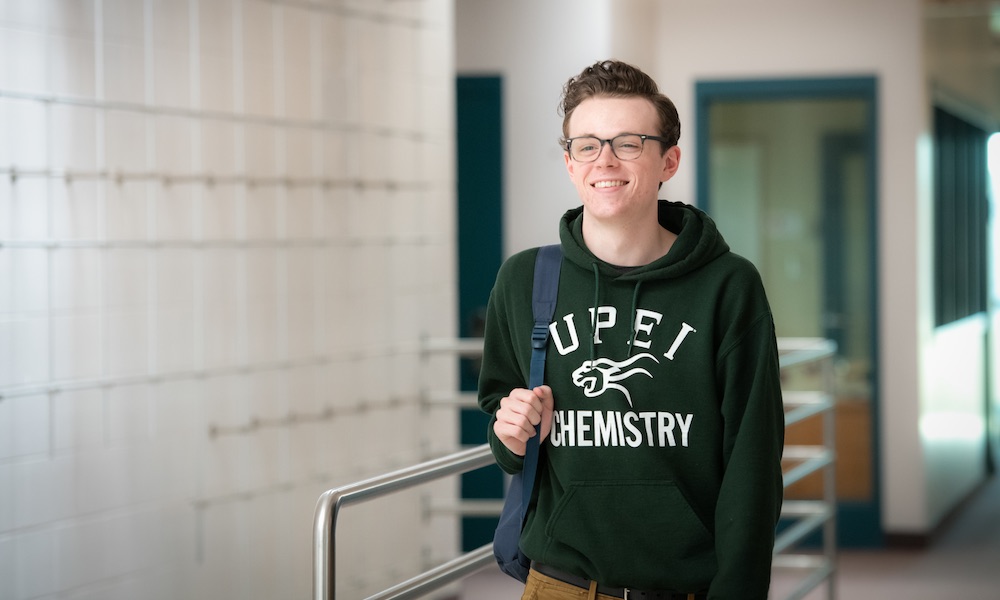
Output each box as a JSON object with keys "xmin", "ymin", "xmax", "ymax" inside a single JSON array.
[{"xmin": 0, "ymin": 1, "xmax": 458, "ymax": 598}]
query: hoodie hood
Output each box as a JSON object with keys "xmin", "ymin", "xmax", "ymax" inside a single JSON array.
[
  {"xmin": 558, "ymin": 199, "xmax": 732, "ymax": 359},
  {"xmin": 558, "ymin": 199, "xmax": 730, "ymax": 281}
]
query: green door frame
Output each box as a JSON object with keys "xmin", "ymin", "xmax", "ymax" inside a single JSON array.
[
  {"xmin": 456, "ymin": 75, "xmax": 505, "ymax": 550},
  {"xmin": 695, "ymin": 77, "xmax": 883, "ymax": 547}
]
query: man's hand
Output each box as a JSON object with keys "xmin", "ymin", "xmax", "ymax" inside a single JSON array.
[{"xmin": 492, "ymin": 385, "xmax": 554, "ymax": 456}]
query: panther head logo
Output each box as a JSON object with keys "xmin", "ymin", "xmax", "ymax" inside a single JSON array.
[{"xmin": 571, "ymin": 353, "xmax": 659, "ymax": 408}]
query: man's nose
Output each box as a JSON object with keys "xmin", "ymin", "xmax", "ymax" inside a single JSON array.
[{"xmin": 594, "ymin": 140, "xmax": 619, "ymax": 164}]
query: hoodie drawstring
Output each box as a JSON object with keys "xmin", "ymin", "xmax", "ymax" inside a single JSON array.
[
  {"xmin": 589, "ymin": 263, "xmax": 600, "ymax": 363},
  {"xmin": 590, "ymin": 262, "xmax": 644, "ymax": 360},
  {"xmin": 627, "ymin": 280, "xmax": 643, "ymax": 358}
]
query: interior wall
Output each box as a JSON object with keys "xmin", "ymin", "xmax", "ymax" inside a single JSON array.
[
  {"xmin": 0, "ymin": 1, "xmax": 457, "ymax": 599},
  {"xmin": 455, "ymin": 0, "xmax": 613, "ymax": 256}
]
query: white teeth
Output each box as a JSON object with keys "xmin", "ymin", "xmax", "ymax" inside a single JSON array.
[{"xmin": 593, "ymin": 180, "xmax": 626, "ymax": 188}]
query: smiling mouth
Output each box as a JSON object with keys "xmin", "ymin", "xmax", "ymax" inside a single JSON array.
[{"xmin": 592, "ymin": 180, "xmax": 628, "ymax": 189}]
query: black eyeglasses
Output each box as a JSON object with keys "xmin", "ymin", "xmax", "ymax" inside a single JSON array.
[{"xmin": 564, "ymin": 134, "xmax": 672, "ymax": 162}]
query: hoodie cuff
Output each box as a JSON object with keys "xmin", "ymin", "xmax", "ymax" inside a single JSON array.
[{"xmin": 488, "ymin": 431, "xmax": 526, "ymax": 474}]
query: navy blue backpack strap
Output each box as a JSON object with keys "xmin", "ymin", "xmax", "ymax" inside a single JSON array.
[
  {"xmin": 521, "ymin": 244, "xmax": 561, "ymax": 509},
  {"xmin": 493, "ymin": 244, "xmax": 562, "ymax": 582}
]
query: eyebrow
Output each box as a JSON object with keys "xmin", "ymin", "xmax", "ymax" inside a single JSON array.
[{"xmin": 571, "ymin": 132, "xmax": 643, "ymax": 139}]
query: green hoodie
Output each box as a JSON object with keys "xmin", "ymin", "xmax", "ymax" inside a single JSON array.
[{"xmin": 479, "ymin": 200, "xmax": 784, "ymax": 598}]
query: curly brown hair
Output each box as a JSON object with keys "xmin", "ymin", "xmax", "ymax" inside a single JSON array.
[{"xmin": 558, "ymin": 60, "xmax": 680, "ymax": 151}]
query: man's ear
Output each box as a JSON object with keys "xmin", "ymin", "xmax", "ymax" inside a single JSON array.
[{"xmin": 661, "ymin": 145, "xmax": 681, "ymax": 182}]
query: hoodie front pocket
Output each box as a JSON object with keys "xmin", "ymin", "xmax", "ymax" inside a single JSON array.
[{"xmin": 545, "ymin": 480, "xmax": 714, "ymax": 586}]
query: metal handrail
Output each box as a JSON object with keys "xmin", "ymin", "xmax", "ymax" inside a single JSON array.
[
  {"xmin": 777, "ymin": 337, "xmax": 837, "ymax": 368},
  {"xmin": 366, "ymin": 544, "xmax": 495, "ymax": 600},
  {"xmin": 313, "ymin": 445, "xmax": 495, "ymax": 600},
  {"xmin": 315, "ymin": 337, "xmax": 839, "ymax": 600}
]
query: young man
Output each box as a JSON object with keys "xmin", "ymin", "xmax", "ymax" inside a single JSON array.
[{"xmin": 478, "ymin": 60, "xmax": 784, "ymax": 599}]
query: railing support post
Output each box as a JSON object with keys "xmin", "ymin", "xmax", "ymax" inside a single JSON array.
[{"xmin": 313, "ymin": 488, "xmax": 340, "ymax": 600}]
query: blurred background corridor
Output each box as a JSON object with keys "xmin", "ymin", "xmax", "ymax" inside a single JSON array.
[{"xmin": 2, "ymin": 0, "xmax": 999, "ymax": 598}]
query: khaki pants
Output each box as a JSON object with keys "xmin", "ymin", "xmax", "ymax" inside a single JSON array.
[
  {"xmin": 520, "ymin": 569, "xmax": 618, "ymax": 600},
  {"xmin": 520, "ymin": 569, "xmax": 699, "ymax": 600}
]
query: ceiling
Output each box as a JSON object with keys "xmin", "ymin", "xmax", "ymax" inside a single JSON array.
[{"xmin": 925, "ymin": 0, "xmax": 1000, "ymax": 128}]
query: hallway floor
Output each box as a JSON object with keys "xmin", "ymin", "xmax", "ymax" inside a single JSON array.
[{"xmin": 459, "ymin": 475, "xmax": 1000, "ymax": 600}]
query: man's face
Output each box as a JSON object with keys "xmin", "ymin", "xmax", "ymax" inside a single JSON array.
[{"xmin": 564, "ymin": 96, "xmax": 680, "ymax": 223}]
